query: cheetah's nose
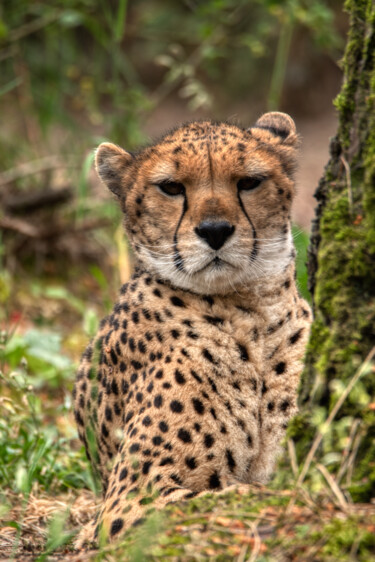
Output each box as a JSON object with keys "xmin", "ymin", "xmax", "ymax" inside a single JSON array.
[{"xmin": 195, "ymin": 221, "xmax": 235, "ymax": 251}]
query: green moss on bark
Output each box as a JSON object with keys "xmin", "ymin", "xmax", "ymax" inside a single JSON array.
[{"xmin": 291, "ymin": 0, "xmax": 375, "ymax": 500}]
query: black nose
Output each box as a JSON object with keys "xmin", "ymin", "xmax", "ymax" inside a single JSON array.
[{"xmin": 195, "ymin": 221, "xmax": 235, "ymax": 251}]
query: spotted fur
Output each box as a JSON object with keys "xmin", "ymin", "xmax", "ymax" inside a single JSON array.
[{"xmin": 74, "ymin": 112, "xmax": 312, "ymax": 546}]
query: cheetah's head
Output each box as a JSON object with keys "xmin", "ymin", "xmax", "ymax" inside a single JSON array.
[{"xmin": 95, "ymin": 112, "xmax": 299, "ymax": 295}]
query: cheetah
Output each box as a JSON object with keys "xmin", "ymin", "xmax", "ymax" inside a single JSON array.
[{"xmin": 73, "ymin": 112, "xmax": 312, "ymax": 546}]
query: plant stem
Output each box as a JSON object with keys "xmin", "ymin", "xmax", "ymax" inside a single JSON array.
[{"xmin": 268, "ymin": 12, "xmax": 294, "ymax": 111}]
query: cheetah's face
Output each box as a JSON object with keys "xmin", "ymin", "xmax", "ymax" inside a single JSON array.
[{"xmin": 96, "ymin": 112, "xmax": 299, "ymax": 294}]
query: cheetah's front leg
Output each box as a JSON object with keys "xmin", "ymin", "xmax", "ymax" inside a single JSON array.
[{"xmin": 75, "ymin": 450, "xmax": 205, "ymax": 547}]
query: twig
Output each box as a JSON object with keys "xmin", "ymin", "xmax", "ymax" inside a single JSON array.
[
  {"xmin": 0, "ymin": 156, "xmax": 74, "ymax": 187},
  {"xmin": 0, "ymin": 216, "xmax": 111, "ymax": 239},
  {"xmin": 340, "ymin": 155, "xmax": 353, "ymax": 216},
  {"xmin": 237, "ymin": 543, "xmax": 249, "ymax": 562},
  {"xmin": 346, "ymin": 429, "xmax": 364, "ymax": 487},
  {"xmin": 0, "ymin": 216, "xmax": 39, "ymax": 237},
  {"xmin": 7, "ymin": 11, "xmax": 61, "ymax": 43},
  {"xmin": 3, "ymin": 186, "xmax": 72, "ymax": 214},
  {"xmin": 287, "ymin": 438, "xmax": 299, "ymax": 478},
  {"xmin": 316, "ymin": 463, "xmax": 349, "ymax": 512},
  {"xmin": 296, "ymin": 345, "xmax": 375, "ymax": 487},
  {"xmin": 247, "ymin": 530, "xmax": 261, "ymax": 562},
  {"xmin": 336, "ymin": 419, "xmax": 361, "ymax": 484}
]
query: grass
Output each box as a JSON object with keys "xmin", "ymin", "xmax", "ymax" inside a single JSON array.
[{"xmin": 0, "ymin": 229, "xmax": 374, "ymax": 560}]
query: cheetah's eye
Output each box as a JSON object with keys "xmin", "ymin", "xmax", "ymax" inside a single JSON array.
[
  {"xmin": 237, "ymin": 177, "xmax": 264, "ymax": 191},
  {"xmin": 157, "ymin": 181, "xmax": 185, "ymax": 197}
]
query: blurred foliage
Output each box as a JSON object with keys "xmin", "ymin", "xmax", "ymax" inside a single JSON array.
[
  {"xmin": 293, "ymin": 225, "xmax": 310, "ymax": 302},
  {"xmin": 0, "ymin": 0, "xmax": 342, "ymax": 154},
  {"xmin": 0, "ymin": 321, "xmax": 97, "ymax": 496}
]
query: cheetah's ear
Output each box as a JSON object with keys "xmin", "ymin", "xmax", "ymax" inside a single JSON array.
[
  {"xmin": 250, "ymin": 112, "xmax": 298, "ymax": 147},
  {"xmin": 95, "ymin": 142, "xmax": 134, "ymax": 198}
]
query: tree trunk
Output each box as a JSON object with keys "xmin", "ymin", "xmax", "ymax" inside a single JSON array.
[{"xmin": 291, "ymin": 0, "xmax": 375, "ymax": 501}]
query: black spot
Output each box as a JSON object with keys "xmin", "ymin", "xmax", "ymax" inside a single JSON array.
[
  {"xmin": 204, "ymin": 434, "xmax": 214, "ymax": 448},
  {"xmin": 226, "ymin": 449, "xmax": 236, "ymax": 471},
  {"xmin": 129, "ymin": 337, "xmax": 136, "ymax": 352},
  {"xmin": 178, "ymin": 428, "xmax": 192, "ymax": 443},
  {"xmin": 131, "ymin": 360, "xmax": 142, "ymax": 370},
  {"xmin": 237, "ymin": 343, "xmax": 249, "ymax": 361},
  {"xmin": 170, "ymin": 473, "xmax": 183, "ymax": 485},
  {"xmin": 152, "ymin": 436, "xmax": 163, "ymax": 446},
  {"xmin": 280, "ymin": 400, "xmax": 290, "ymax": 412},
  {"xmin": 207, "ymin": 377, "xmax": 218, "ymax": 394},
  {"xmin": 142, "ymin": 461, "xmax": 153, "ymax": 475},
  {"xmin": 129, "ymin": 443, "xmax": 140, "ymax": 453},
  {"xmin": 192, "ymin": 398, "xmax": 204, "ymax": 414},
  {"xmin": 170, "ymin": 400, "xmax": 184, "ymax": 413},
  {"xmin": 154, "ymin": 312, "xmax": 163, "ymax": 323},
  {"xmin": 154, "ymin": 395, "xmax": 163, "ymax": 408},
  {"xmin": 142, "ymin": 416, "xmax": 152, "ymax": 427},
  {"xmin": 131, "ymin": 472, "xmax": 139, "ymax": 483},
  {"xmin": 109, "ymin": 348, "xmax": 118, "ymax": 366},
  {"xmin": 203, "ymin": 315, "xmax": 223, "ymax": 326},
  {"xmin": 110, "ymin": 518, "xmax": 124, "ymax": 536},
  {"xmin": 247, "ymin": 434, "xmax": 253, "ymax": 447},
  {"xmin": 159, "ymin": 457, "xmax": 174, "ymax": 466},
  {"xmin": 153, "ymin": 288, "xmax": 162, "ymax": 298},
  {"xmin": 185, "ymin": 456, "xmax": 197, "ymax": 469},
  {"xmin": 170, "ymin": 296, "xmax": 185, "ymax": 307},
  {"xmin": 275, "ymin": 361, "xmax": 286, "ymax": 374},
  {"xmin": 132, "ymin": 311, "xmax": 139, "ymax": 324},
  {"xmin": 267, "ymin": 402, "xmax": 275, "ymax": 412},
  {"xmin": 190, "ymin": 370, "xmax": 203, "ymax": 383},
  {"xmin": 119, "ymin": 467, "xmax": 128, "ymax": 480},
  {"xmin": 120, "ymin": 361, "xmax": 127, "ymax": 373},
  {"xmin": 101, "ymin": 422, "xmax": 109, "ymax": 438},
  {"xmin": 138, "ymin": 340, "xmax": 146, "ymax": 354},
  {"xmin": 261, "ymin": 381, "xmax": 267, "ymax": 395},
  {"xmin": 208, "ymin": 471, "xmax": 221, "ymax": 489},
  {"xmin": 159, "ymin": 421, "xmax": 169, "ymax": 433},
  {"xmin": 142, "ymin": 308, "xmax": 151, "ymax": 320},
  {"xmin": 290, "ymin": 329, "xmax": 303, "ymax": 344},
  {"xmin": 174, "ymin": 369, "xmax": 186, "ymax": 385},
  {"xmin": 130, "ymin": 372, "xmax": 138, "ymax": 384},
  {"xmin": 202, "ymin": 349, "xmax": 216, "ymax": 364},
  {"xmin": 187, "ymin": 331, "xmax": 199, "ymax": 340},
  {"xmin": 111, "ymin": 379, "xmax": 119, "ymax": 395},
  {"xmin": 155, "ymin": 369, "xmax": 164, "ymax": 379},
  {"xmin": 136, "ymin": 392, "xmax": 144, "ymax": 403},
  {"xmin": 105, "ymin": 406, "xmax": 112, "ymax": 422}
]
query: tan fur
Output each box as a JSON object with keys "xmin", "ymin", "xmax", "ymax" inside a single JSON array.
[{"xmin": 73, "ymin": 113, "xmax": 312, "ymax": 546}]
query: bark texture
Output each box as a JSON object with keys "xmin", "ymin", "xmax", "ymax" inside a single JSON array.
[{"xmin": 291, "ymin": 0, "xmax": 375, "ymax": 501}]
